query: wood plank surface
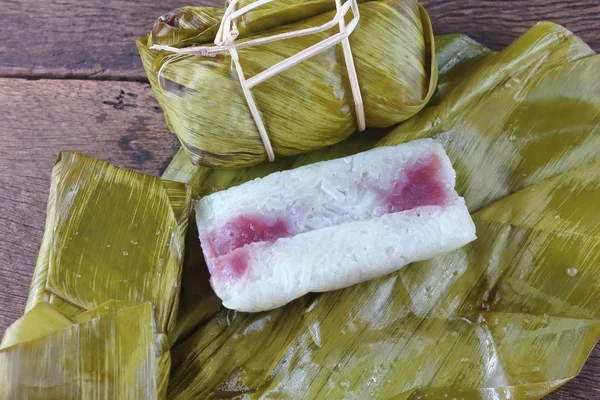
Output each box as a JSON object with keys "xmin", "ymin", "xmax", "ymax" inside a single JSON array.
[
  {"xmin": 0, "ymin": 78, "xmax": 179, "ymax": 332},
  {"xmin": 422, "ymin": 0, "xmax": 600, "ymax": 52},
  {"xmin": 552, "ymin": 349, "xmax": 600, "ymax": 399},
  {"xmin": 0, "ymin": 0, "xmax": 598, "ymax": 80},
  {"xmin": 0, "ymin": 0, "xmax": 599, "ymax": 398},
  {"xmin": 0, "ymin": 0, "xmax": 195, "ymax": 80}
]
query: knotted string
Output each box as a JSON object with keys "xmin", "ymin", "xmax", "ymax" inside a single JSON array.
[{"xmin": 152, "ymin": 0, "xmax": 364, "ymax": 162}]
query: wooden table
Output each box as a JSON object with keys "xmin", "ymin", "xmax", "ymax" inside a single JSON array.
[{"xmin": 0, "ymin": 1, "xmax": 598, "ymax": 398}]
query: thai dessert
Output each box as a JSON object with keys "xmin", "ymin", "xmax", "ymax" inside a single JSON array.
[
  {"xmin": 3, "ymin": 3, "xmax": 599, "ymax": 398},
  {"xmin": 195, "ymin": 139, "xmax": 476, "ymax": 311},
  {"xmin": 137, "ymin": 0, "xmax": 436, "ymax": 167}
]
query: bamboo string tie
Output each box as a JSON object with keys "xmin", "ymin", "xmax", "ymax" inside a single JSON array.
[{"xmin": 151, "ymin": 0, "xmax": 365, "ymax": 162}]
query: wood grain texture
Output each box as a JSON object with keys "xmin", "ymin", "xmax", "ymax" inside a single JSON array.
[
  {"xmin": 1, "ymin": 0, "xmax": 598, "ymax": 80},
  {"xmin": 421, "ymin": 0, "xmax": 600, "ymax": 52},
  {"xmin": 0, "ymin": 0, "xmax": 210, "ymax": 80},
  {"xmin": 0, "ymin": 0, "xmax": 599, "ymax": 398},
  {"xmin": 551, "ymin": 346, "xmax": 600, "ymax": 399},
  {"xmin": 0, "ymin": 78, "xmax": 179, "ymax": 332}
]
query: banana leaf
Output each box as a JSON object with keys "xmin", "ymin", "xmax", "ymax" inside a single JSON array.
[
  {"xmin": 0, "ymin": 303, "xmax": 157, "ymax": 399},
  {"xmin": 148, "ymin": 0, "xmax": 343, "ymax": 48},
  {"xmin": 138, "ymin": 0, "xmax": 437, "ymax": 167},
  {"xmin": 162, "ymin": 22, "xmax": 600, "ymax": 399},
  {"xmin": 25, "ymin": 151, "xmax": 191, "ymax": 336},
  {"xmin": 150, "ymin": 7, "xmax": 224, "ymax": 47},
  {"xmin": 72, "ymin": 299, "xmax": 142, "ymax": 323},
  {"xmin": 167, "ymin": 216, "xmax": 223, "ymax": 344},
  {"xmin": 19, "ymin": 151, "xmax": 192, "ymax": 399},
  {"xmin": 236, "ymin": 0, "xmax": 347, "ymax": 33},
  {"xmin": 72, "ymin": 299, "xmax": 172, "ymax": 399},
  {"xmin": 0, "ymin": 303, "xmax": 73, "ymax": 349}
]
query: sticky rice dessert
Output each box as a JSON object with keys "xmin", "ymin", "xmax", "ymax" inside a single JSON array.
[{"xmin": 195, "ymin": 139, "xmax": 476, "ymax": 311}]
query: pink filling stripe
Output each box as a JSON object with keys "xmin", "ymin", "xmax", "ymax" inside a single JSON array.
[
  {"xmin": 386, "ymin": 153, "xmax": 447, "ymax": 213},
  {"xmin": 204, "ymin": 152, "xmax": 450, "ymax": 279},
  {"xmin": 207, "ymin": 216, "xmax": 291, "ymax": 259}
]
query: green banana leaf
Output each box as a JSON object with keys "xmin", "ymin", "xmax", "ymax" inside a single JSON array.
[
  {"xmin": 236, "ymin": 0, "xmax": 346, "ymax": 33},
  {"xmin": 72, "ymin": 299, "xmax": 143, "ymax": 322},
  {"xmin": 149, "ymin": 7, "xmax": 224, "ymax": 47},
  {"xmin": 0, "ymin": 303, "xmax": 157, "ymax": 399},
  {"xmin": 0, "ymin": 303, "xmax": 73, "ymax": 350},
  {"xmin": 17, "ymin": 151, "xmax": 192, "ymax": 399},
  {"xmin": 73, "ymin": 299, "xmax": 173, "ymax": 400},
  {"xmin": 138, "ymin": 0, "xmax": 437, "ymax": 167},
  {"xmin": 162, "ymin": 22, "xmax": 600, "ymax": 399},
  {"xmin": 147, "ymin": 0, "xmax": 345, "ymax": 49},
  {"xmin": 25, "ymin": 151, "xmax": 191, "ymax": 336}
]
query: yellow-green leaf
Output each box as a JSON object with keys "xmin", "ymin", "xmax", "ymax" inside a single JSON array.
[
  {"xmin": 0, "ymin": 304, "xmax": 73, "ymax": 349},
  {"xmin": 73, "ymin": 299, "xmax": 142, "ymax": 323},
  {"xmin": 378, "ymin": 22, "xmax": 598, "ymax": 212},
  {"xmin": 167, "ymin": 143, "xmax": 600, "ymax": 400},
  {"xmin": 73, "ymin": 300, "xmax": 172, "ymax": 400},
  {"xmin": 138, "ymin": 0, "xmax": 437, "ymax": 167},
  {"xmin": 163, "ymin": 24, "xmax": 600, "ymax": 399},
  {"xmin": 26, "ymin": 151, "xmax": 191, "ymax": 337},
  {"xmin": 0, "ymin": 303, "xmax": 157, "ymax": 399},
  {"xmin": 20, "ymin": 153, "xmax": 192, "ymax": 399}
]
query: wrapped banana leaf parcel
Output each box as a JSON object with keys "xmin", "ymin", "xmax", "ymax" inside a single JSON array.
[
  {"xmin": 1, "ymin": 152, "xmax": 192, "ymax": 399},
  {"xmin": 137, "ymin": 0, "xmax": 437, "ymax": 167},
  {"xmin": 162, "ymin": 23, "xmax": 600, "ymax": 399}
]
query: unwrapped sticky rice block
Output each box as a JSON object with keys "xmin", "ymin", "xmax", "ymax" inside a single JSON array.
[{"xmin": 196, "ymin": 139, "xmax": 476, "ymax": 312}]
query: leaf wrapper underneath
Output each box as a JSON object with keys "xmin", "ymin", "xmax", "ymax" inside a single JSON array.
[
  {"xmin": 0, "ymin": 303, "xmax": 73, "ymax": 350},
  {"xmin": 163, "ymin": 23, "xmax": 600, "ymax": 399},
  {"xmin": 0, "ymin": 303, "xmax": 157, "ymax": 399}
]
